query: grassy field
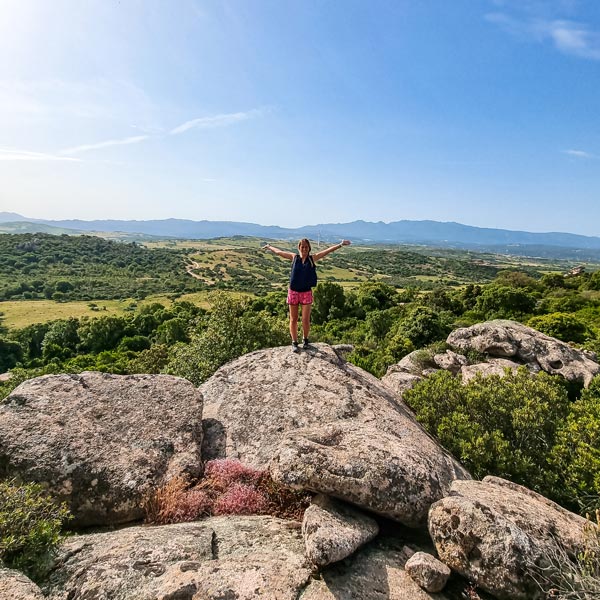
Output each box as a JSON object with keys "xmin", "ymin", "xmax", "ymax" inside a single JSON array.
[
  {"xmin": 0, "ymin": 290, "xmax": 255, "ymax": 329},
  {"xmin": 0, "ymin": 298, "xmax": 139, "ymax": 328}
]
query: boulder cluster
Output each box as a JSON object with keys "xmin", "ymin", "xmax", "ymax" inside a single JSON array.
[{"xmin": 0, "ymin": 320, "xmax": 597, "ymax": 599}]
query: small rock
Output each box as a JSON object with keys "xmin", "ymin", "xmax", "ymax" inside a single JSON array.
[
  {"xmin": 433, "ymin": 351, "xmax": 468, "ymax": 375},
  {"xmin": 301, "ymin": 537, "xmax": 454, "ymax": 599},
  {"xmin": 381, "ymin": 370, "xmax": 422, "ymax": 396},
  {"xmin": 405, "ymin": 551, "xmax": 451, "ymax": 593},
  {"xmin": 459, "ymin": 358, "xmax": 522, "ymax": 383}
]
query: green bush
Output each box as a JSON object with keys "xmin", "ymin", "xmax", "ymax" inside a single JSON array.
[
  {"xmin": 403, "ymin": 368, "xmax": 571, "ymax": 501},
  {"xmin": 552, "ymin": 377, "xmax": 600, "ymax": 512},
  {"xmin": 528, "ymin": 312, "xmax": 593, "ymax": 344},
  {"xmin": 0, "ymin": 479, "xmax": 71, "ymax": 580}
]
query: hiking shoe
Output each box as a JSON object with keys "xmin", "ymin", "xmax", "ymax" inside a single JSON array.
[
  {"xmin": 292, "ymin": 341, "xmax": 300, "ymax": 353},
  {"xmin": 302, "ymin": 338, "xmax": 310, "ymax": 349}
]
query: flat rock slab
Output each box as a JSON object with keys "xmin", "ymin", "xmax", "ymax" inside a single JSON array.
[
  {"xmin": 302, "ymin": 494, "xmax": 379, "ymax": 566},
  {"xmin": 44, "ymin": 516, "xmax": 312, "ymax": 600},
  {"xmin": 0, "ymin": 567, "xmax": 45, "ymax": 600},
  {"xmin": 0, "ymin": 372, "xmax": 203, "ymax": 527},
  {"xmin": 271, "ymin": 422, "xmax": 468, "ymax": 527},
  {"xmin": 447, "ymin": 320, "xmax": 600, "ymax": 386},
  {"xmin": 428, "ymin": 477, "xmax": 596, "ymax": 600}
]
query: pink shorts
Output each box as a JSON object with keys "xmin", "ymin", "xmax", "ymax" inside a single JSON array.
[{"xmin": 287, "ymin": 289, "xmax": 313, "ymax": 305}]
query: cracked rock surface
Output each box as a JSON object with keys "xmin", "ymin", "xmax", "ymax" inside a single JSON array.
[{"xmin": 44, "ymin": 516, "xmax": 312, "ymax": 600}]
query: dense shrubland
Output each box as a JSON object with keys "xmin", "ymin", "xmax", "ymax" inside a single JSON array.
[
  {"xmin": 0, "ymin": 233, "xmax": 199, "ymax": 301},
  {"xmin": 2, "ymin": 236, "xmax": 600, "ymax": 517}
]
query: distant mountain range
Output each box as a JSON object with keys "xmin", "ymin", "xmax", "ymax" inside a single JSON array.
[{"xmin": 2, "ymin": 212, "xmax": 600, "ymax": 254}]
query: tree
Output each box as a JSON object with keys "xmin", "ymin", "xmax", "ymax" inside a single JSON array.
[
  {"xmin": 586, "ymin": 271, "xmax": 600, "ymax": 291},
  {"xmin": 391, "ymin": 306, "xmax": 451, "ymax": 349},
  {"xmin": 41, "ymin": 318, "xmax": 80, "ymax": 360},
  {"xmin": 494, "ymin": 270, "xmax": 540, "ymax": 290},
  {"xmin": 165, "ymin": 293, "xmax": 288, "ymax": 385},
  {"xmin": 77, "ymin": 316, "xmax": 129, "ymax": 353},
  {"xmin": 474, "ymin": 284, "xmax": 537, "ymax": 319},
  {"xmin": 54, "ymin": 280, "xmax": 74, "ymax": 294},
  {"xmin": 312, "ymin": 282, "xmax": 346, "ymax": 325},
  {"xmin": 118, "ymin": 335, "xmax": 151, "ymax": 352},
  {"xmin": 356, "ymin": 281, "xmax": 398, "ymax": 312},
  {"xmin": 0, "ymin": 337, "xmax": 23, "ymax": 372},
  {"xmin": 425, "ymin": 286, "xmax": 463, "ymax": 314},
  {"xmin": 154, "ymin": 318, "xmax": 189, "ymax": 345},
  {"xmin": 541, "ymin": 273, "xmax": 567, "ymax": 289}
]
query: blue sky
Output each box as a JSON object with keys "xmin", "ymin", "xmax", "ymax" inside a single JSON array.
[{"xmin": 1, "ymin": 0, "xmax": 600, "ymax": 235}]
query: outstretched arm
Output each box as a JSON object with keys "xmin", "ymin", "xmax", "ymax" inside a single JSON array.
[
  {"xmin": 262, "ymin": 244, "xmax": 295, "ymax": 260},
  {"xmin": 313, "ymin": 240, "xmax": 351, "ymax": 262}
]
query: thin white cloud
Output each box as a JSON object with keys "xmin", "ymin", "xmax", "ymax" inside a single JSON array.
[
  {"xmin": 6, "ymin": 108, "xmax": 263, "ymax": 162},
  {"xmin": 563, "ymin": 149, "xmax": 598, "ymax": 159},
  {"xmin": 169, "ymin": 110, "xmax": 262, "ymax": 135},
  {"xmin": 548, "ymin": 21, "xmax": 600, "ymax": 60},
  {"xmin": 486, "ymin": 12, "xmax": 600, "ymax": 60},
  {"xmin": 57, "ymin": 109, "xmax": 264, "ymax": 156},
  {"xmin": 0, "ymin": 148, "xmax": 81, "ymax": 161},
  {"xmin": 60, "ymin": 135, "xmax": 150, "ymax": 155}
]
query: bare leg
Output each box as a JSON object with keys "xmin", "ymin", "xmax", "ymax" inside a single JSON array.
[
  {"xmin": 301, "ymin": 304, "xmax": 311, "ymax": 340},
  {"xmin": 289, "ymin": 304, "xmax": 299, "ymax": 341}
]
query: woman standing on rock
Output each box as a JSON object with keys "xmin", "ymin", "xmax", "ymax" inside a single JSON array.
[{"xmin": 263, "ymin": 238, "xmax": 351, "ymax": 352}]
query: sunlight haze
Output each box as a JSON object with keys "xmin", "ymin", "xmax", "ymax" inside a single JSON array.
[{"xmin": 1, "ymin": 0, "xmax": 599, "ymax": 235}]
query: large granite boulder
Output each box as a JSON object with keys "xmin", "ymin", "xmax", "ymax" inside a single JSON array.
[
  {"xmin": 447, "ymin": 320, "xmax": 600, "ymax": 386},
  {"xmin": 302, "ymin": 494, "xmax": 379, "ymax": 566},
  {"xmin": 271, "ymin": 422, "xmax": 467, "ymax": 527},
  {"xmin": 201, "ymin": 344, "xmax": 469, "ymax": 527},
  {"xmin": 0, "ymin": 567, "xmax": 45, "ymax": 600},
  {"xmin": 44, "ymin": 516, "xmax": 312, "ymax": 600},
  {"xmin": 428, "ymin": 476, "xmax": 596, "ymax": 600},
  {"xmin": 0, "ymin": 372, "xmax": 203, "ymax": 527}
]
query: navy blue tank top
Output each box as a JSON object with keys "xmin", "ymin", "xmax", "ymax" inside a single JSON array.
[{"xmin": 289, "ymin": 254, "xmax": 317, "ymax": 292}]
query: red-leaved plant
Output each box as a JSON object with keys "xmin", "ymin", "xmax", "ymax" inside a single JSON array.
[{"xmin": 144, "ymin": 459, "xmax": 310, "ymax": 525}]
